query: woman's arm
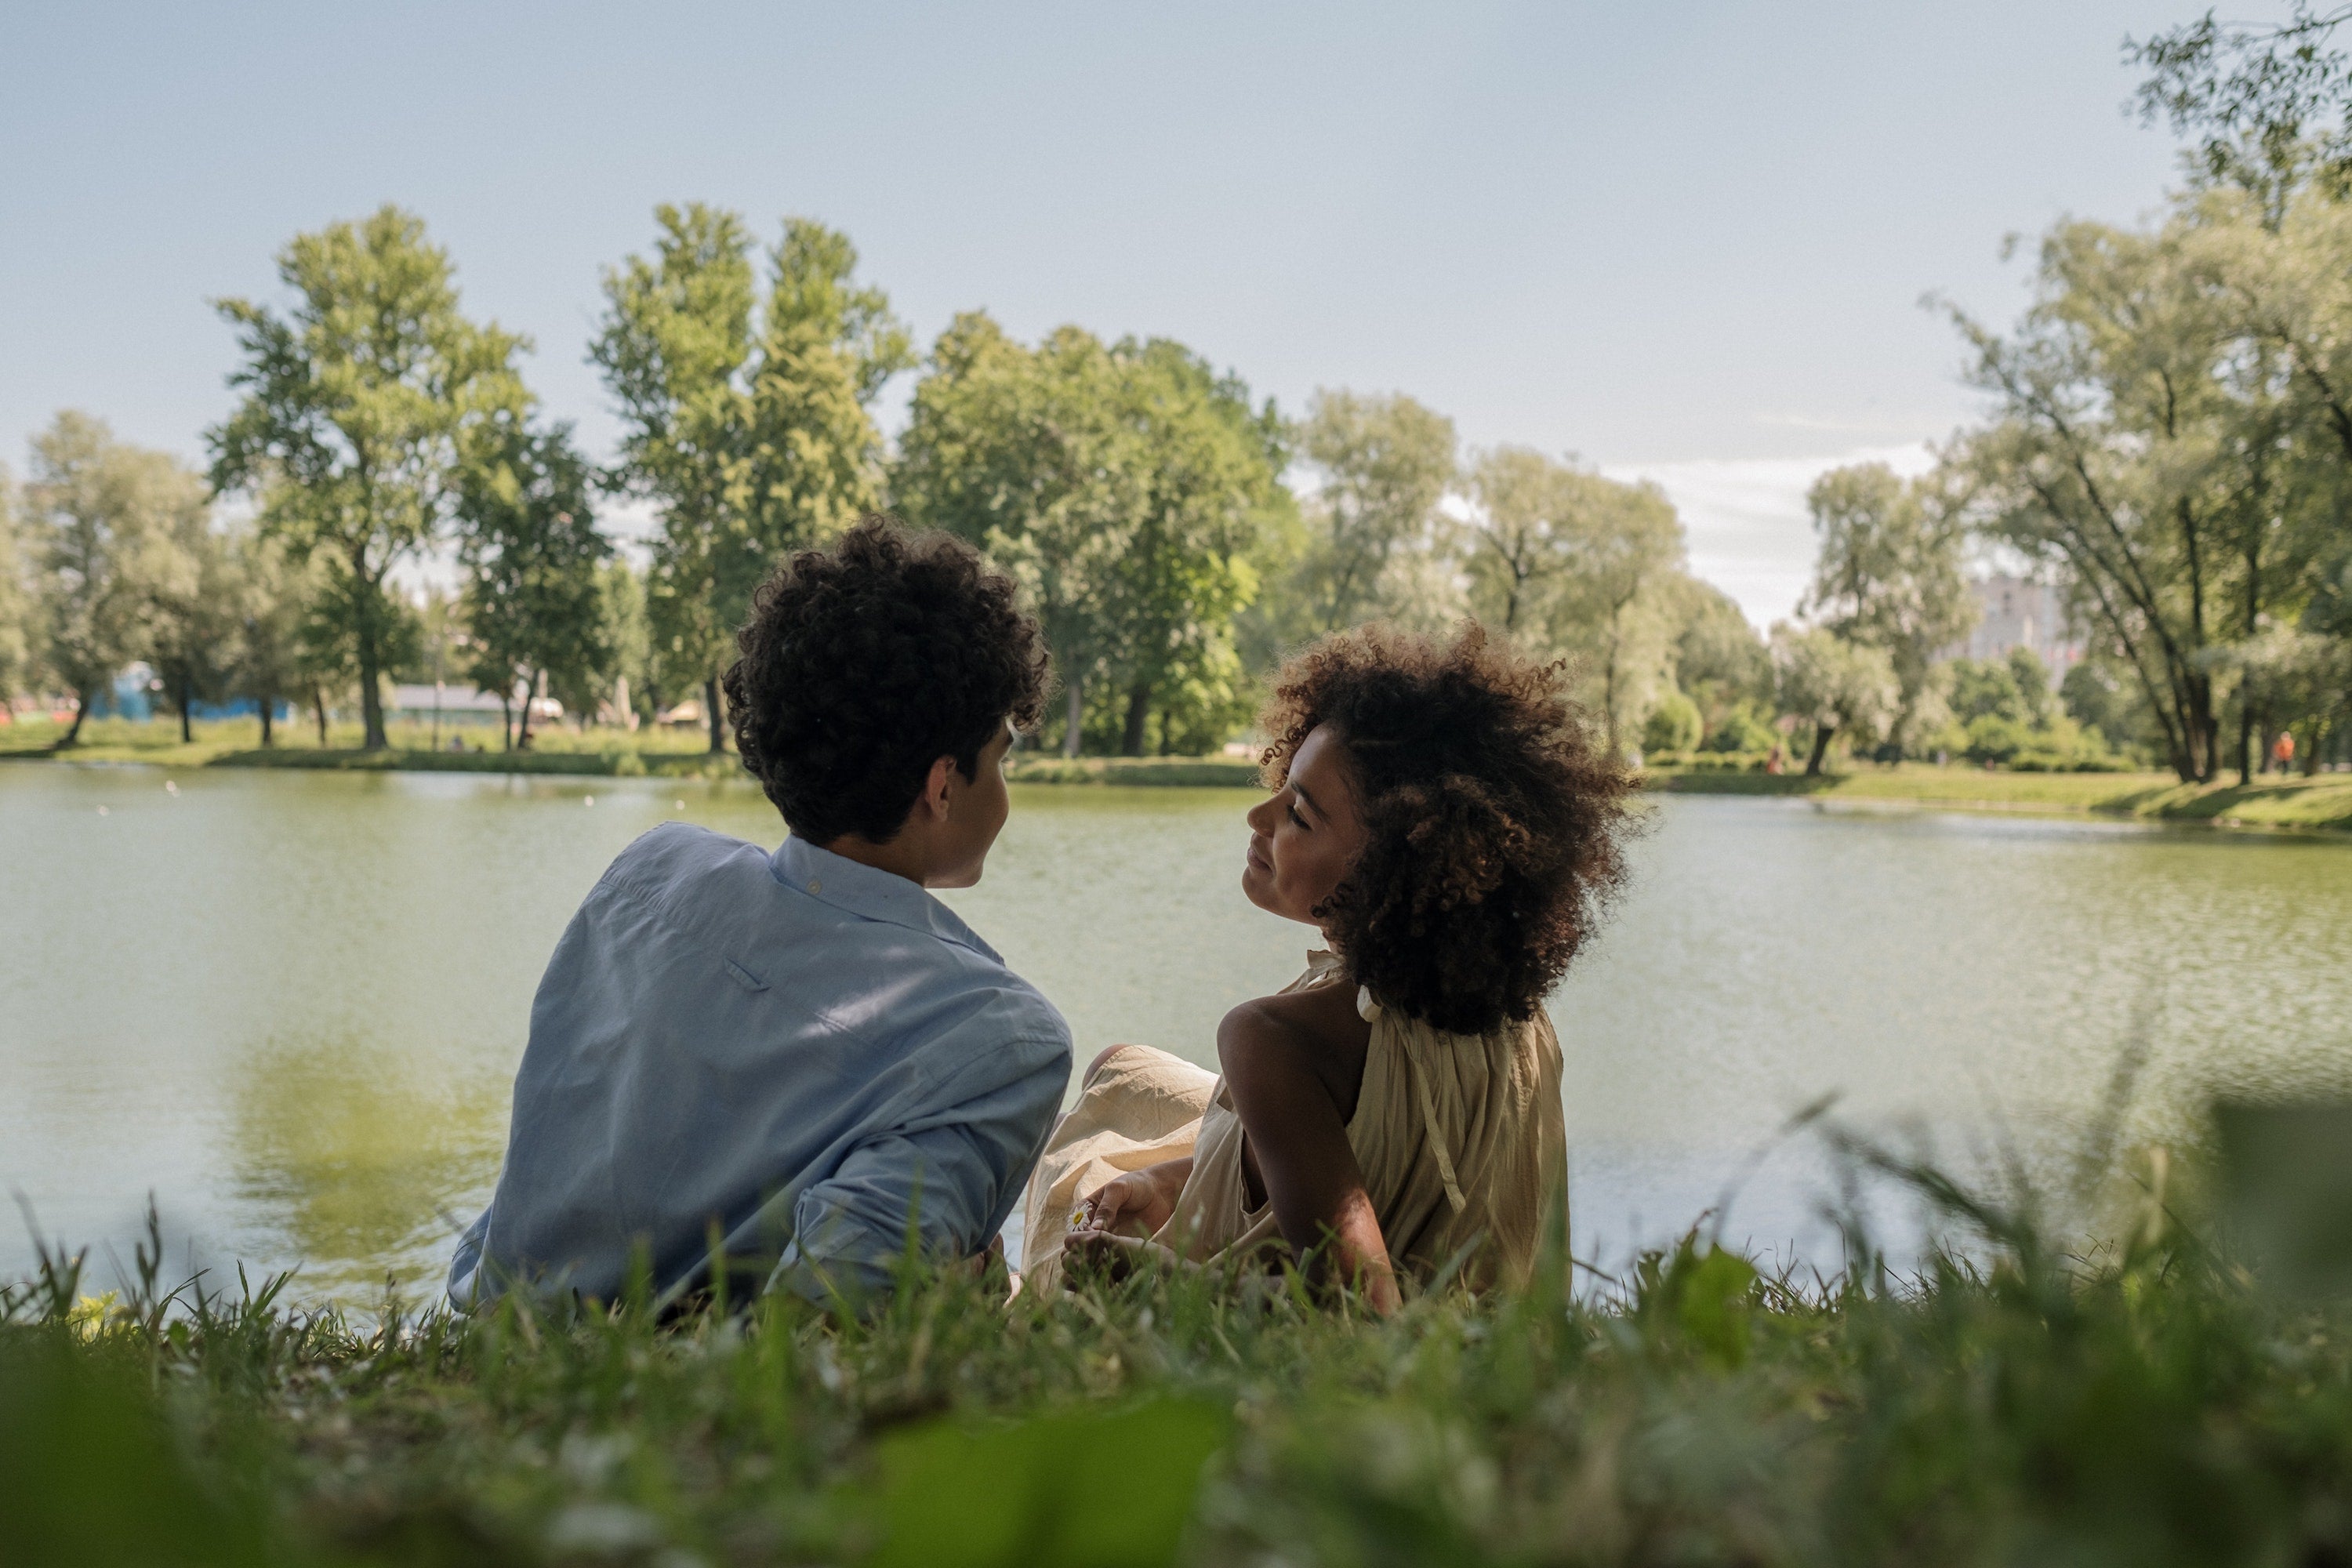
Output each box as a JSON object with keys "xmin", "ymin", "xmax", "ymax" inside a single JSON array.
[{"xmin": 1218, "ymin": 991, "xmax": 1400, "ymax": 1314}]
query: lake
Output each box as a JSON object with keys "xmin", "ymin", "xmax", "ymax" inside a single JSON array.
[{"xmin": 4, "ymin": 764, "xmax": 2349, "ymax": 1301}]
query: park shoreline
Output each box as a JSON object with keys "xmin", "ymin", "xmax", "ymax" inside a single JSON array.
[{"xmin": 7, "ymin": 735, "xmax": 2348, "ymax": 832}]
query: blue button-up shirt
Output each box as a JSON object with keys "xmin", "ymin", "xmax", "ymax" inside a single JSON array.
[{"xmin": 448, "ymin": 823, "xmax": 1072, "ymax": 1308}]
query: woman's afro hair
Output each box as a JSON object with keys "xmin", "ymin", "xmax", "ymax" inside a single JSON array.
[
  {"xmin": 724, "ymin": 516, "xmax": 1049, "ymax": 844},
  {"xmin": 1260, "ymin": 622, "xmax": 1636, "ymax": 1036}
]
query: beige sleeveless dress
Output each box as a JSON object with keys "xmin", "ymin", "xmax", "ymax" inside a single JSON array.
[{"xmin": 1020, "ymin": 952, "xmax": 1567, "ymax": 1298}]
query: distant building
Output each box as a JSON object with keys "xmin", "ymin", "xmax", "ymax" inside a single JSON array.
[
  {"xmin": 1942, "ymin": 575, "xmax": 2084, "ymax": 685},
  {"xmin": 385, "ymin": 684, "xmax": 558, "ymax": 727}
]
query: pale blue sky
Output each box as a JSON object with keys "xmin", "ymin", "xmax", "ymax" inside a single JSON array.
[{"xmin": 0, "ymin": 2, "xmax": 2256, "ymax": 620}]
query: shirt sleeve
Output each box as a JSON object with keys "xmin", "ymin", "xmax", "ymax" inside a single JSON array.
[{"xmin": 770, "ymin": 1030, "xmax": 1069, "ymax": 1305}]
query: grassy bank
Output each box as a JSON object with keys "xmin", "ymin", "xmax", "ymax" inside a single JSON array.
[
  {"xmin": 0, "ymin": 716, "xmax": 1265, "ymax": 788},
  {"xmin": 10, "ymin": 717, "xmax": 2349, "ymax": 828},
  {"xmin": 1651, "ymin": 760, "xmax": 2352, "ymax": 832},
  {"xmin": 7, "ymin": 1152, "xmax": 2350, "ymax": 1568}
]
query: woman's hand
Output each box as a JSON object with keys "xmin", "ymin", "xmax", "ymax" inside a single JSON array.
[
  {"xmin": 1075, "ymin": 1156, "xmax": 1192, "ymax": 1239},
  {"xmin": 1062, "ymin": 1229, "xmax": 1187, "ymax": 1285}
]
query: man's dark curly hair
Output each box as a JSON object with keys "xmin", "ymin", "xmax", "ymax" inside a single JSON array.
[
  {"xmin": 1261, "ymin": 623, "xmax": 1636, "ymax": 1036},
  {"xmin": 724, "ymin": 516, "xmax": 1049, "ymax": 844}
]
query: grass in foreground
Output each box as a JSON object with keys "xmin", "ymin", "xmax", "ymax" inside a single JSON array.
[{"xmin": 6, "ymin": 1147, "xmax": 2350, "ymax": 1568}]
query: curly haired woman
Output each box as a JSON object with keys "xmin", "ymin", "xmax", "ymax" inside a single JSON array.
[{"xmin": 1022, "ymin": 623, "xmax": 1635, "ymax": 1310}]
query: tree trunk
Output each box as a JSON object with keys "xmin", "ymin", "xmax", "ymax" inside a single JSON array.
[
  {"xmin": 357, "ymin": 634, "xmax": 386, "ymax": 751},
  {"xmin": 1120, "ymin": 682, "xmax": 1151, "ymax": 758},
  {"xmin": 1063, "ymin": 678, "xmax": 1083, "ymax": 757},
  {"xmin": 177, "ymin": 662, "xmax": 194, "ymax": 744},
  {"xmin": 517, "ymin": 672, "xmax": 536, "ymax": 751},
  {"xmin": 259, "ymin": 694, "xmax": 274, "ymax": 749},
  {"xmin": 704, "ymin": 675, "xmax": 727, "ymax": 754},
  {"xmin": 2238, "ymin": 701, "xmax": 2255, "ymax": 786},
  {"xmin": 311, "ymin": 684, "xmax": 328, "ymax": 747},
  {"xmin": 499, "ymin": 691, "xmax": 514, "ymax": 753},
  {"xmin": 62, "ymin": 689, "xmax": 91, "ymax": 747},
  {"xmin": 1806, "ymin": 722, "xmax": 1835, "ymax": 777}
]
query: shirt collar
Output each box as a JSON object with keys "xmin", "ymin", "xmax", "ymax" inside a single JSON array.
[{"xmin": 769, "ymin": 837, "xmax": 1003, "ymax": 964}]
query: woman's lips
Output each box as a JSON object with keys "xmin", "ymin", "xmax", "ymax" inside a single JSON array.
[{"xmin": 1246, "ymin": 838, "xmax": 1271, "ymax": 873}]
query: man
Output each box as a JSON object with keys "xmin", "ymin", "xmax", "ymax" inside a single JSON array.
[{"xmin": 448, "ymin": 517, "xmax": 1069, "ymax": 1308}]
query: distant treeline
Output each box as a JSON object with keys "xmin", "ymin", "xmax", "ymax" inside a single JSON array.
[{"xmin": 7, "ymin": 27, "xmax": 2352, "ymax": 782}]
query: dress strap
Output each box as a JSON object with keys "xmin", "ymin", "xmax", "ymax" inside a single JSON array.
[{"xmin": 1400, "ymin": 1027, "xmax": 1468, "ymax": 1214}]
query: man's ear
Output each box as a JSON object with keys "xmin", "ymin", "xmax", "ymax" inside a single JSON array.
[{"xmin": 920, "ymin": 754, "xmax": 958, "ymax": 820}]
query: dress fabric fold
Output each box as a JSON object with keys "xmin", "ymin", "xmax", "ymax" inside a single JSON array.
[{"xmin": 1021, "ymin": 951, "xmax": 1566, "ymax": 1298}]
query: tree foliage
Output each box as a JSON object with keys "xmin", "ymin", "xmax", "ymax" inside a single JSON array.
[
  {"xmin": 208, "ymin": 205, "xmax": 528, "ymax": 750},
  {"xmin": 1772, "ymin": 624, "xmax": 1899, "ymax": 775},
  {"xmin": 455, "ymin": 419, "xmax": 610, "ymax": 748},
  {"xmin": 593, "ymin": 206, "xmax": 909, "ymax": 752},
  {"xmin": 895, "ymin": 314, "xmax": 1288, "ymax": 756},
  {"xmin": 24, "ymin": 413, "xmax": 209, "ymax": 746},
  {"xmin": 1802, "ymin": 462, "xmax": 1976, "ymax": 757}
]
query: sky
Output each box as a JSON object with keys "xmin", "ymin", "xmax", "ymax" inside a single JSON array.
[{"xmin": 0, "ymin": 2, "xmax": 2256, "ymax": 625}]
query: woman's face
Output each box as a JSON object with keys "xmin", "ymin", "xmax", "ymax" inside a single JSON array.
[{"xmin": 1243, "ymin": 723, "xmax": 1368, "ymax": 929}]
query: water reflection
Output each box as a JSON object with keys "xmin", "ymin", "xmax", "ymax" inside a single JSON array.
[{"xmin": 228, "ymin": 1035, "xmax": 506, "ymax": 1293}]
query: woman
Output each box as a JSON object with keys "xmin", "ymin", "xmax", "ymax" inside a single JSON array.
[{"xmin": 1022, "ymin": 624, "xmax": 1634, "ymax": 1309}]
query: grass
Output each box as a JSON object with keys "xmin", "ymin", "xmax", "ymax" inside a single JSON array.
[
  {"xmin": 7, "ymin": 1139, "xmax": 2352, "ymax": 1568},
  {"xmin": 1650, "ymin": 759, "xmax": 2352, "ymax": 833},
  {"xmin": 0, "ymin": 716, "xmax": 1265, "ymax": 787},
  {"xmin": 9, "ymin": 717, "xmax": 2350, "ymax": 828}
]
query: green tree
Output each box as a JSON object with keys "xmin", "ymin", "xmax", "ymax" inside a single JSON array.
[
  {"xmin": 1772, "ymin": 624, "xmax": 1899, "ymax": 775},
  {"xmin": 209, "ymin": 205, "xmax": 528, "ymax": 750},
  {"xmin": 597, "ymin": 560, "xmax": 653, "ymax": 727},
  {"xmin": 226, "ymin": 528, "xmax": 319, "ymax": 748},
  {"xmin": 24, "ymin": 413, "xmax": 205, "ymax": 746},
  {"xmin": 144, "ymin": 501, "xmax": 239, "ymax": 744},
  {"xmin": 1801, "ymin": 463, "xmax": 1976, "ymax": 757},
  {"xmin": 594, "ymin": 206, "xmax": 909, "ymax": 753},
  {"xmin": 1543, "ymin": 475, "xmax": 1687, "ymax": 754},
  {"xmin": 1464, "ymin": 445, "xmax": 1582, "ymax": 634},
  {"xmin": 1642, "ymin": 689, "xmax": 1703, "ymax": 754},
  {"xmin": 0, "ymin": 464, "xmax": 33, "ymax": 702},
  {"xmin": 895, "ymin": 315, "xmax": 1287, "ymax": 756},
  {"xmin": 1944, "ymin": 213, "xmax": 2245, "ymax": 782},
  {"xmin": 455, "ymin": 420, "xmax": 611, "ymax": 750},
  {"xmin": 1284, "ymin": 390, "xmax": 1457, "ymax": 635},
  {"xmin": 1669, "ymin": 576, "xmax": 1770, "ymax": 736}
]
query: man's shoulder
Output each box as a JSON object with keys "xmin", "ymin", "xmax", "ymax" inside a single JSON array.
[{"xmin": 595, "ymin": 820, "xmax": 773, "ymax": 908}]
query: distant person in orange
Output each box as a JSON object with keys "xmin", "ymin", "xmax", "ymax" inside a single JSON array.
[
  {"xmin": 2273, "ymin": 730, "xmax": 2296, "ymax": 774},
  {"xmin": 1765, "ymin": 744, "xmax": 1784, "ymax": 775}
]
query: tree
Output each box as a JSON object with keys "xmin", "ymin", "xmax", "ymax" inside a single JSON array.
[
  {"xmin": 1544, "ymin": 475, "xmax": 1686, "ymax": 754},
  {"xmin": 1772, "ymin": 625, "xmax": 1899, "ymax": 775},
  {"xmin": 209, "ymin": 206, "xmax": 528, "ymax": 750},
  {"xmin": 895, "ymin": 315, "xmax": 1287, "ymax": 755},
  {"xmin": 0, "ymin": 465, "xmax": 33, "ymax": 702},
  {"xmin": 455, "ymin": 420, "xmax": 611, "ymax": 750},
  {"xmin": 1943, "ymin": 214, "xmax": 2246, "ymax": 782},
  {"xmin": 1464, "ymin": 445, "xmax": 1582, "ymax": 634},
  {"xmin": 227, "ymin": 528, "xmax": 319, "ymax": 748},
  {"xmin": 24, "ymin": 413, "xmax": 205, "ymax": 746},
  {"xmin": 597, "ymin": 560, "xmax": 653, "ymax": 727},
  {"xmin": 1284, "ymin": 390, "xmax": 1458, "ymax": 635},
  {"xmin": 144, "ymin": 500, "xmax": 239, "ymax": 744},
  {"xmin": 594, "ymin": 206, "xmax": 909, "ymax": 753},
  {"xmin": 1801, "ymin": 463, "xmax": 1976, "ymax": 757}
]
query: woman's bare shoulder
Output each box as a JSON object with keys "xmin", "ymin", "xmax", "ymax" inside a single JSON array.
[{"xmin": 1216, "ymin": 982, "xmax": 1366, "ymax": 1083}]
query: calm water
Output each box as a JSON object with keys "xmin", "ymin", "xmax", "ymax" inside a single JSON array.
[{"xmin": 4, "ymin": 764, "xmax": 2349, "ymax": 1299}]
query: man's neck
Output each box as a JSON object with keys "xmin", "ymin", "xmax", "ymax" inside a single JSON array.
[{"xmin": 820, "ymin": 832, "xmax": 938, "ymax": 888}]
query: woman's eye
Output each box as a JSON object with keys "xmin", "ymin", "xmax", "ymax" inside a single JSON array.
[{"xmin": 1287, "ymin": 804, "xmax": 1308, "ymax": 829}]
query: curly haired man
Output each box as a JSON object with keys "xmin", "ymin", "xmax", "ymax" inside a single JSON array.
[{"xmin": 449, "ymin": 517, "xmax": 1069, "ymax": 1310}]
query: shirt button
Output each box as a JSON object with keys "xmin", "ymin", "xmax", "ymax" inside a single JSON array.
[{"xmin": 808, "ymin": 880, "xmax": 822, "ymax": 895}]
